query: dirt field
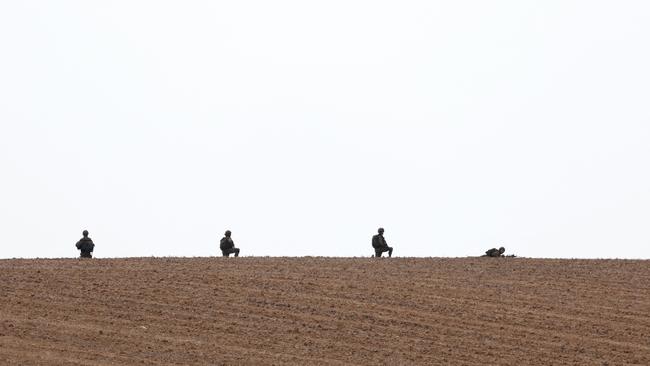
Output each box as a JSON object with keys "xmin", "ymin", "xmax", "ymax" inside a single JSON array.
[{"xmin": 0, "ymin": 257, "xmax": 649, "ymax": 365}]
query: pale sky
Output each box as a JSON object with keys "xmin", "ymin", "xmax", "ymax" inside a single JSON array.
[{"xmin": 1, "ymin": 1, "xmax": 649, "ymax": 259}]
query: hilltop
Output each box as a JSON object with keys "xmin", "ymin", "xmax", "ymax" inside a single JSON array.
[{"xmin": 1, "ymin": 257, "xmax": 649, "ymax": 365}]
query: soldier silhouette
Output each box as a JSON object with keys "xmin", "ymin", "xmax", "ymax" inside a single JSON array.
[
  {"xmin": 372, "ymin": 228, "xmax": 393, "ymax": 258},
  {"xmin": 220, "ymin": 230, "xmax": 240, "ymax": 257},
  {"xmin": 483, "ymin": 246, "xmax": 505, "ymax": 257},
  {"xmin": 75, "ymin": 230, "xmax": 95, "ymax": 258}
]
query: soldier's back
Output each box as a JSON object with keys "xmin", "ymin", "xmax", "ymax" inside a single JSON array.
[{"xmin": 485, "ymin": 248, "xmax": 500, "ymax": 257}]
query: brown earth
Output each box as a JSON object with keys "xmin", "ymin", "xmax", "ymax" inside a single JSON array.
[{"xmin": 0, "ymin": 257, "xmax": 649, "ymax": 365}]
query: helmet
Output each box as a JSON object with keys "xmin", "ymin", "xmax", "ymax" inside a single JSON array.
[
  {"xmin": 82, "ymin": 230, "xmax": 89, "ymax": 236},
  {"xmin": 378, "ymin": 227, "xmax": 384, "ymax": 233},
  {"xmin": 499, "ymin": 247, "xmax": 505, "ymax": 253},
  {"xmin": 225, "ymin": 230, "xmax": 232, "ymax": 236}
]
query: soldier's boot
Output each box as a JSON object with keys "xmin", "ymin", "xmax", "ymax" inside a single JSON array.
[
  {"xmin": 388, "ymin": 247, "xmax": 393, "ymax": 257},
  {"xmin": 234, "ymin": 248, "xmax": 240, "ymax": 257}
]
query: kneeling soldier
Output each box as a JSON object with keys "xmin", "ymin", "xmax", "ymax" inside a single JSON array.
[
  {"xmin": 75, "ymin": 230, "xmax": 95, "ymax": 258},
  {"xmin": 372, "ymin": 228, "xmax": 393, "ymax": 258},
  {"xmin": 220, "ymin": 230, "xmax": 240, "ymax": 257}
]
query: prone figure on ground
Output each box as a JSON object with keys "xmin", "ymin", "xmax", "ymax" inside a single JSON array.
[
  {"xmin": 75, "ymin": 230, "xmax": 95, "ymax": 258},
  {"xmin": 372, "ymin": 227, "xmax": 393, "ymax": 258},
  {"xmin": 220, "ymin": 230, "xmax": 240, "ymax": 257},
  {"xmin": 484, "ymin": 247, "xmax": 505, "ymax": 257},
  {"xmin": 482, "ymin": 246, "xmax": 515, "ymax": 257}
]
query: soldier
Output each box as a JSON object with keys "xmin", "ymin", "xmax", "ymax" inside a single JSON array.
[
  {"xmin": 483, "ymin": 246, "xmax": 505, "ymax": 257},
  {"xmin": 372, "ymin": 227, "xmax": 393, "ymax": 258},
  {"xmin": 75, "ymin": 230, "xmax": 95, "ymax": 258},
  {"xmin": 220, "ymin": 230, "xmax": 240, "ymax": 257}
]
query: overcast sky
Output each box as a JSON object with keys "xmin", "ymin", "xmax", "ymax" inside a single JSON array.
[{"xmin": 1, "ymin": 1, "xmax": 649, "ymax": 259}]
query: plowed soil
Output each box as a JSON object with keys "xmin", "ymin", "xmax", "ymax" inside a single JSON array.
[{"xmin": 1, "ymin": 258, "xmax": 649, "ymax": 365}]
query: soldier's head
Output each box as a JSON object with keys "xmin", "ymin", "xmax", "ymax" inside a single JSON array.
[
  {"xmin": 82, "ymin": 230, "xmax": 89, "ymax": 237},
  {"xmin": 225, "ymin": 230, "xmax": 231, "ymax": 237},
  {"xmin": 499, "ymin": 247, "xmax": 505, "ymax": 254},
  {"xmin": 378, "ymin": 228, "xmax": 384, "ymax": 235}
]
